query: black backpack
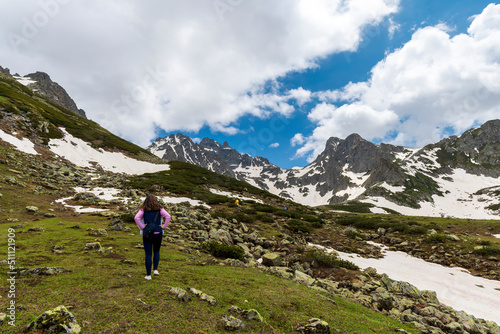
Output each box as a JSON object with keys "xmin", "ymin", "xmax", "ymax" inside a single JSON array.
[{"xmin": 143, "ymin": 210, "xmax": 162, "ymax": 239}]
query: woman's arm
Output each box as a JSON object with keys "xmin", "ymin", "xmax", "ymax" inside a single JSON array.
[
  {"xmin": 160, "ymin": 208, "xmax": 171, "ymax": 228},
  {"xmin": 134, "ymin": 209, "xmax": 145, "ymax": 229}
]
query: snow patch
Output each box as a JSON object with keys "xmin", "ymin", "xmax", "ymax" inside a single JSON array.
[
  {"xmin": 369, "ymin": 207, "xmax": 388, "ymax": 214},
  {"xmin": 310, "ymin": 242, "xmax": 500, "ymax": 325},
  {"xmin": 0, "ymin": 129, "xmax": 38, "ymax": 155},
  {"xmin": 159, "ymin": 196, "xmax": 210, "ymax": 208},
  {"xmin": 55, "ymin": 196, "xmax": 108, "ymax": 213},
  {"xmin": 380, "ymin": 182, "xmax": 405, "ymax": 193},
  {"xmin": 494, "ymin": 234, "xmax": 500, "ymax": 239},
  {"xmin": 362, "ymin": 168, "xmax": 500, "ymax": 219},
  {"xmin": 209, "ymin": 188, "xmax": 263, "ymax": 204},
  {"xmin": 13, "ymin": 76, "xmax": 37, "ymax": 86},
  {"xmin": 49, "ymin": 128, "xmax": 170, "ymax": 175}
]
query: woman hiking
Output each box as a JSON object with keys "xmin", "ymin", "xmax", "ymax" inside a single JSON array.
[{"xmin": 134, "ymin": 194, "xmax": 171, "ymax": 280}]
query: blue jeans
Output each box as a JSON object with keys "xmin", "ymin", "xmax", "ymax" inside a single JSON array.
[{"xmin": 143, "ymin": 236, "xmax": 162, "ymax": 276}]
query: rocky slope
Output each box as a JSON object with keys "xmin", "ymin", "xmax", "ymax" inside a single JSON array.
[{"xmin": 148, "ymin": 121, "xmax": 500, "ymax": 219}]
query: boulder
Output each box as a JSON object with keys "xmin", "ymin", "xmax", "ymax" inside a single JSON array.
[
  {"xmin": 87, "ymin": 228, "xmax": 108, "ymax": 236},
  {"xmin": 169, "ymin": 287, "xmax": 190, "ymax": 302},
  {"xmin": 26, "ymin": 305, "xmax": 81, "ymax": 333},
  {"xmin": 371, "ymin": 290, "xmax": 394, "ymax": 311},
  {"xmin": 26, "ymin": 206, "xmax": 39, "ymax": 213},
  {"xmin": 221, "ymin": 315, "xmax": 245, "ymax": 331},
  {"xmin": 261, "ymin": 253, "xmax": 282, "ymax": 267},
  {"xmin": 84, "ymin": 242, "xmax": 102, "ymax": 251},
  {"xmin": 296, "ymin": 318, "xmax": 331, "ymax": 334},
  {"xmin": 189, "ymin": 288, "xmax": 217, "ymax": 306},
  {"xmin": 294, "ymin": 270, "xmax": 315, "ymax": 286},
  {"xmin": 228, "ymin": 305, "xmax": 263, "ymax": 322}
]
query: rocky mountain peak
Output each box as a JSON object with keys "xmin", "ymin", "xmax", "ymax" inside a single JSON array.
[
  {"xmin": 0, "ymin": 65, "xmax": 11, "ymax": 76},
  {"xmin": 24, "ymin": 71, "xmax": 87, "ymax": 119},
  {"xmin": 1, "ymin": 66, "xmax": 87, "ymax": 119}
]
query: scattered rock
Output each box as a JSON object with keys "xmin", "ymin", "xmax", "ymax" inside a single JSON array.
[
  {"xmin": 83, "ymin": 242, "xmax": 102, "ymax": 251},
  {"xmin": 189, "ymin": 288, "xmax": 217, "ymax": 305},
  {"xmin": 14, "ymin": 267, "xmax": 71, "ymax": 276},
  {"xmin": 26, "ymin": 305, "xmax": 81, "ymax": 333},
  {"xmin": 169, "ymin": 287, "xmax": 190, "ymax": 302},
  {"xmin": 261, "ymin": 252, "xmax": 282, "ymax": 267},
  {"xmin": 228, "ymin": 305, "xmax": 264, "ymax": 322},
  {"xmin": 296, "ymin": 318, "xmax": 330, "ymax": 334},
  {"xmin": 87, "ymin": 228, "xmax": 108, "ymax": 236},
  {"xmin": 26, "ymin": 206, "xmax": 39, "ymax": 213},
  {"xmin": 221, "ymin": 315, "xmax": 245, "ymax": 331}
]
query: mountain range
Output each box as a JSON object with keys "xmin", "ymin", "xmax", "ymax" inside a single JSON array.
[
  {"xmin": 147, "ymin": 122, "xmax": 500, "ymax": 219},
  {"xmin": 2, "ymin": 65, "xmax": 500, "ymax": 220}
]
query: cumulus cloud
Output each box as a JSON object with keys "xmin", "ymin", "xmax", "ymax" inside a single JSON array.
[
  {"xmin": 295, "ymin": 3, "xmax": 500, "ymax": 160},
  {"xmin": 269, "ymin": 142, "xmax": 280, "ymax": 148},
  {"xmin": 0, "ymin": 0, "xmax": 399, "ymax": 147}
]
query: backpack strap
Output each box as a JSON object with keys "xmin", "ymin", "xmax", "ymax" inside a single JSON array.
[{"xmin": 145, "ymin": 210, "xmax": 161, "ymax": 226}]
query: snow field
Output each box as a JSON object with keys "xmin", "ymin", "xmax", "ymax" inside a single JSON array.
[{"xmin": 310, "ymin": 242, "xmax": 500, "ymax": 325}]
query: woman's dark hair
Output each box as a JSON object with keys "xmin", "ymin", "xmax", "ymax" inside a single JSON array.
[{"xmin": 141, "ymin": 194, "xmax": 162, "ymax": 212}]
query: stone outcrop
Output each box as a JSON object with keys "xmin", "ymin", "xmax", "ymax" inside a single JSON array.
[
  {"xmin": 26, "ymin": 305, "xmax": 81, "ymax": 334},
  {"xmin": 24, "ymin": 71, "xmax": 87, "ymax": 118}
]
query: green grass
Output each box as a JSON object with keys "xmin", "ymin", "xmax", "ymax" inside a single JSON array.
[{"xmin": 0, "ymin": 217, "xmax": 421, "ymax": 334}]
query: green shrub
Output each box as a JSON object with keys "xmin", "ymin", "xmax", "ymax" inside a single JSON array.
[
  {"xmin": 406, "ymin": 226, "xmax": 428, "ymax": 235},
  {"xmin": 476, "ymin": 240, "xmax": 492, "ymax": 246},
  {"xmin": 252, "ymin": 204, "xmax": 278, "ymax": 213},
  {"xmin": 201, "ymin": 241, "xmax": 245, "ymax": 260},
  {"xmin": 211, "ymin": 211, "xmax": 229, "ymax": 220},
  {"xmin": 346, "ymin": 231, "xmax": 365, "ymax": 240},
  {"xmin": 287, "ymin": 219, "xmax": 312, "ymax": 233},
  {"xmin": 473, "ymin": 246, "xmax": 500, "ymax": 255},
  {"xmin": 327, "ymin": 201, "xmax": 375, "ymax": 213},
  {"xmin": 120, "ymin": 213, "xmax": 135, "ymax": 223},
  {"xmin": 256, "ymin": 213, "xmax": 274, "ymax": 224},
  {"xmin": 425, "ymin": 234, "xmax": 446, "ymax": 243},
  {"xmin": 303, "ymin": 250, "xmax": 359, "ymax": 270},
  {"xmin": 486, "ymin": 203, "xmax": 500, "ymax": 211},
  {"xmin": 231, "ymin": 212, "xmax": 256, "ymax": 224}
]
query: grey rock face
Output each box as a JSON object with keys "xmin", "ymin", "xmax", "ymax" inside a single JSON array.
[{"xmin": 24, "ymin": 71, "xmax": 87, "ymax": 118}]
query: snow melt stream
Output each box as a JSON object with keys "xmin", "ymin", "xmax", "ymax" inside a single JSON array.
[{"xmin": 310, "ymin": 242, "xmax": 500, "ymax": 325}]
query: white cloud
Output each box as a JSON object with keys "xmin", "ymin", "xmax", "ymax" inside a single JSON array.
[
  {"xmin": 388, "ymin": 17, "xmax": 400, "ymax": 39},
  {"xmin": 0, "ymin": 0, "xmax": 399, "ymax": 147},
  {"xmin": 269, "ymin": 142, "xmax": 280, "ymax": 148},
  {"xmin": 296, "ymin": 102, "xmax": 398, "ymax": 161},
  {"xmin": 296, "ymin": 3, "xmax": 500, "ymax": 159},
  {"xmin": 290, "ymin": 133, "xmax": 305, "ymax": 147}
]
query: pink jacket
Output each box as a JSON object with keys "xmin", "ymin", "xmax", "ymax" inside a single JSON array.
[{"xmin": 134, "ymin": 208, "xmax": 171, "ymax": 230}]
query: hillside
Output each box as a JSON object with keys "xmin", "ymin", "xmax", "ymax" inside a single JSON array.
[{"xmin": 1, "ymin": 70, "xmax": 500, "ymax": 333}]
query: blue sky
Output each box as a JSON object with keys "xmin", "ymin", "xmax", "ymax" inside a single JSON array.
[
  {"xmin": 1, "ymin": 1, "xmax": 499, "ymax": 169},
  {"xmin": 174, "ymin": 0, "xmax": 497, "ymax": 168}
]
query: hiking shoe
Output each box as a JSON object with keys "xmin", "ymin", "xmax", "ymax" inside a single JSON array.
[
  {"xmin": 145, "ymin": 275, "xmax": 152, "ymax": 280},
  {"xmin": 153, "ymin": 270, "xmax": 159, "ymax": 276}
]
